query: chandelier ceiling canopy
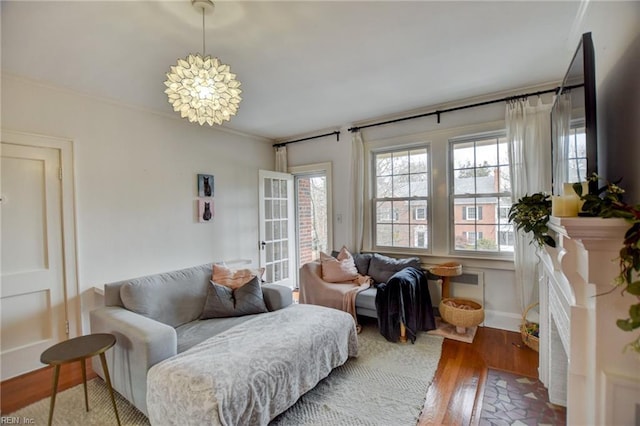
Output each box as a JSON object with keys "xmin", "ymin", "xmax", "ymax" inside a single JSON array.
[{"xmin": 164, "ymin": 0, "xmax": 242, "ymax": 126}]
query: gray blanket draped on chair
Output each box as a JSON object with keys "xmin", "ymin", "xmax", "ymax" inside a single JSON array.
[{"xmin": 375, "ymin": 266, "xmax": 436, "ymax": 343}]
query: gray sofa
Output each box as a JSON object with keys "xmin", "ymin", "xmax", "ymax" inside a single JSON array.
[
  {"xmin": 299, "ymin": 252, "xmax": 424, "ymax": 318},
  {"xmin": 90, "ymin": 263, "xmax": 292, "ymax": 416}
]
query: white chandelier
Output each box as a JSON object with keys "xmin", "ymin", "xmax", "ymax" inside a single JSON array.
[{"xmin": 164, "ymin": 0, "xmax": 242, "ymax": 126}]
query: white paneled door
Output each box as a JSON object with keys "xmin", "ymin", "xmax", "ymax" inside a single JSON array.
[
  {"xmin": 258, "ymin": 170, "xmax": 296, "ymax": 289},
  {"xmin": 1, "ymin": 142, "xmax": 68, "ymax": 380}
]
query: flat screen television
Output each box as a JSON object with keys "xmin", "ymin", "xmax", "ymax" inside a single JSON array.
[{"xmin": 550, "ymin": 32, "xmax": 597, "ymax": 195}]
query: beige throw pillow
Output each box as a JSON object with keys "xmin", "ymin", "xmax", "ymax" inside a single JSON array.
[
  {"xmin": 320, "ymin": 247, "xmax": 359, "ymax": 283},
  {"xmin": 212, "ymin": 264, "xmax": 265, "ymax": 290}
]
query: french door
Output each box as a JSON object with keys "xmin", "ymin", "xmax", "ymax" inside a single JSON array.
[{"xmin": 258, "ymin": 170, "xmax": 296, "ymax": 288}]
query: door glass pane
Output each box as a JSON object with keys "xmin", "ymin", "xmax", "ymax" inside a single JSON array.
[{"xmin": 296, "ymin": 173, "xmax": 328, "ymax": 265}]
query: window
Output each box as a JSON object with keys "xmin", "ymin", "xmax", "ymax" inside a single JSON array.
[
  {"xmin": 464, "ymin": 231, "xmax": 483, "ymax": 244},
  {"xmin": 451, "ymin": 133, "xmax": 513, "ymax": 254},
  {"xmin": 498, "ymin": 206, "xmax": 510, "ymax": 221},
  {"xmin": 373, "ymin": 146, "xmax": 430, "ymax": 250},
  {"xmin": 414, "ymin": 228, "xmax": 428, "ymax": 248},
  {"xmin": 567, "ymin": 120, "xmax": 587, "ymax": 183},
  {"xmin": 463, "ymin": 206, "xmax": 483, "ymax": 220}
]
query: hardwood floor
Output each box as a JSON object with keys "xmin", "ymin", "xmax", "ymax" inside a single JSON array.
[
  {"xmin": 419, "ymin": 326, "xmax": 538, "ymax": 425},
  {"xmin": 1, "ymin": 327, "xmax": 537, "ymax": 425}
]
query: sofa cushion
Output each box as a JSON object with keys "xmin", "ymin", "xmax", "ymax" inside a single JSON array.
[
  {"xmin": 320, "ymin": 248, "xmax": 358, "ymax": 283},
  {"xmin": 353, "ymin": 253, "xmax": 373, "ymax": 276},
  {"xmin": 176, "ymin": 315, "xmax": 261, "ymax": 353},
  {"xmin": 200, "ymin": 276, "xmax": 268, "ymax": 319},
  {"xmin": 119, "ymin": 264, "xmax": 212, "ymax": 328},
  {"xmin": 368, "ymin": 253, "xmax": 421, "ymax": 284}
]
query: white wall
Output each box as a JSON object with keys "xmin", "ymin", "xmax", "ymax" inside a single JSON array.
[{"xmin": 1, "ymin": 74, "xmax": 273, "ymax": 333}]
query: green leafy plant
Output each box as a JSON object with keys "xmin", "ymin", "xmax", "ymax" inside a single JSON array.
[
  {"xmin": 508, "ymin": 175, "xmax": 640, "ymax": 353},
  {"xmin": 508, "ymin": 192, "xmax": 555, "ymax": 248}
]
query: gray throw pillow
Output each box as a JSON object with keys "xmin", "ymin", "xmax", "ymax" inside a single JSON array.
[
  {"xmin": 368, "ymin": 253, "xmax": 421, "ymax": 284},
  {"xmin": 200, "ymin": 276, "xmax": 268, "ymax": 319},
  {"xmin": 353, "ymin": 253, "xmax": 373, "ymax": 276}
]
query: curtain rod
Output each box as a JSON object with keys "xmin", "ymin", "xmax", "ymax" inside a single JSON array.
[
  {"xmin": 348, "ymin": 84, "xmax": 583, "ymax": 133},
  {"xmin": 273, "ymin": 130, "xmax": 340, "ymax": 148}
]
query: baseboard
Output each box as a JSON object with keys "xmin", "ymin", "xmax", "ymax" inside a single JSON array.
[{"xmin": 483, "ymin": 309, "xmax": 521, "ymax": 332}]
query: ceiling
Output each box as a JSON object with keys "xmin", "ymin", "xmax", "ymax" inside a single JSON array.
[{"xmin": 0, "ymin": 1, "xmax": 614, "ymax": 141}]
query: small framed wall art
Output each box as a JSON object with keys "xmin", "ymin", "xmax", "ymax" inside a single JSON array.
[
  {"xmin": 197, "ymin": 174, "xmax": 214, "ymax": 197},
  {"xmin": 198, "ymin": 199, "xmax": 214, "ymax": 223}
]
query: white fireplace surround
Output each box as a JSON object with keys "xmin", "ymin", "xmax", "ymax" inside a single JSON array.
[{"xmin": 538, "ymin": 216, "xmax": 640, "ymax": 425}]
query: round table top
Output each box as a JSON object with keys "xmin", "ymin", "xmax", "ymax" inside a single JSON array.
[{"xmin": 40, "ymin": 333, "xmax": 116, "ymax": 365}]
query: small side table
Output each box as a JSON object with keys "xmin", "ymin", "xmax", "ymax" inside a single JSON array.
[{"xmin": 40, "ymin": 333, "xmax": 120, "ymax": 426}]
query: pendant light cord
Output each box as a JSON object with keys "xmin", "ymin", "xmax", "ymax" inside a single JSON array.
[{"xmin": 202, "ymin": 7, "xmax": 206, "ymax": 56}]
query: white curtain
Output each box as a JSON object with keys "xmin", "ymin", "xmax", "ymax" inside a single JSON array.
[
  {"xmin": 275, "ymin": 145, "xmax": 288, "ymax": 173},
  {"xmin": 552, "ymin": 92, "xmax": 572, "ymax": 195},
  {"xmin": 506, "ymin": 97, "xmax": 552, "ymax": 313},
  {"xmin": 351, "ymin": 131, "xmax": 365, "ymax": 253}
]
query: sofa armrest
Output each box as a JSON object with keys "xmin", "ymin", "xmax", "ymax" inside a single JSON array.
[
  {"xmin": 90, "ymin": 306, "xmax": 177, "ymax": 416},
  {"xmin": 261, "ymin": 283, "xmax": 293, "ymax": 311}
]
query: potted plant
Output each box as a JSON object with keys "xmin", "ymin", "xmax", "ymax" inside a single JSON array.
[{"xmin": 508, "ymin": 175, "xmax": 640, "ymax": 353}]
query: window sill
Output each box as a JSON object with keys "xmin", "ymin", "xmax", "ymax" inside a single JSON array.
[{"xmin": 365, "ymin": 249, "xmax": 514, "ymax": 271}]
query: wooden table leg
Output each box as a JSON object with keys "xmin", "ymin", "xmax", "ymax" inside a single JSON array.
[
  {"xmin": 400, "ymin": 322, "xmax": 407, "ymax": 343},
  {"xmin": 81, "ymin": 358, "xmax": 89, "ymax": 411},
  {"xmin": 47, "ymin": 365, "xmax": 60, "ymax": 426},
  {"xmin": 99, "ymin": 353, "xmax": 121, "ymax": 426}
]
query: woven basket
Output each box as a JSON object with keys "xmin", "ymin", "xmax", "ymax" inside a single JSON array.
[
  {"xmin": 430, "ymin": 262, "xmax": 463, "ymax": 277},
  {"xmin": 439, "ymin": 298, "xmax": 484, "ymax": 328},
  {"xmin": 520, "ymin": 302, "xmax": 540, "ymax": 352}
]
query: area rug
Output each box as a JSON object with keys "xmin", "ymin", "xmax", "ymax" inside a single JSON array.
[
  {"xmin": 10, "ymin": 325, "xmax": 443, "ymax": 426},
  {"xmin": 479, "ymin": 369, "xmax": 566, "ymax": 426}
]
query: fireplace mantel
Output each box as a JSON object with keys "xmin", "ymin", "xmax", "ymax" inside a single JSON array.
[{"xmin": 538, "ymin": 216, "xmax": 640, "ymax": 425}]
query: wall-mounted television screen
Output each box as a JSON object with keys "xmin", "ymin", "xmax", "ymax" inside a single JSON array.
[{"xmin": 550, "ymin": 32, "xmax": 597, "ymax": 195}]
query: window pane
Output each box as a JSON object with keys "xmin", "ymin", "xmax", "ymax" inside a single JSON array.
[
  {"xmin": 453, "ymin": 141, "xmax": 475, "ymax": 169},
  {"xmin": 454, "ymin": 173, "xmax": 475, "ymax": 195},
  {"xmin": 376, "ymin": 152, "xmax": 393, "ymax": 177},
  {"xmin": 393, "ymin": 151, "xmax": 410, "ymax": 175},
  {"xmin": 454, "ymin": 224, "xmax": 476, "ymax": 251},
  {"xmin": 376, "ymin": 224, "xmax": 392, "ymax": 246},
  {"xmin": 394, "ymin": 200, "xmax": 409, "ymax": 224},
  {"xmin": 410, "ymin": 173, "xmax": 428, "ymax": 197},
  {"xmin": 411, "ymin": 225, "xmax": 429, "ymax": 248},
  {"xmin": 393, "ymin": 174, "xmax": 410, "ymax": 197},
  {"xmin": 475, "ymin": 168, "xmax": 497, "ymax": 194},
  {"xmin": 376, "ymin": 201, "xmax": 392, "ymax": 223},
  {"xmin": 476, "ymin": 225, "xmax": 497, "ymax": 252},
  {"xmin": 376, "ymin": 176, "xmax": 392, "ymax": 198},
  {"xmin": 498, "ymin": 166, "xmax": 511, "ymax": 193},
  {"xmin": 410, "ymin": 149, "xmax": 428, "ymax": 173},
  {"xmin": 475, "ymin": 139, "xmax": 498, "ymax": 167},
  {"xmin": 410, "ymin": 199, "xmax": 428, "ymax": 223},
  {"xmin": 392, "ymin": 224, "xmax": 410, "ymax": 247}
]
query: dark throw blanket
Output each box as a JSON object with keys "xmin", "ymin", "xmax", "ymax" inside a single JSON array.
[{"xmin": 375, "ymin": 266, "xmax": 436, "ymax": 343}]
